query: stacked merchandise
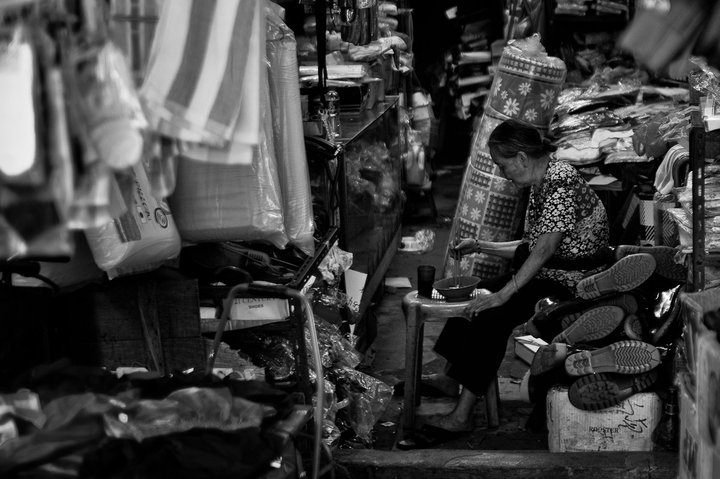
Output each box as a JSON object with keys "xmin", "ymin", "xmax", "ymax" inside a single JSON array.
[
  {"xmin": 295, "ymin": 0, "xmax": 411, "ymax": 110},
  {"xmin": 555, "ymin": 0, "xmax": 629, "ymax": 16},
  {"xmin": 677, "ymin": 288, "xmax": 720, "ymax": 479},
  {"xmin": 443, "ymin": 34, "xmax": 566, "ymax": 280},
  {"xmin": 669, "ymin": 164, "xmax": 720, "ymax": 288},
  {"xmin": 442, "ymin": 2, "xmax": 505, "ymax": 120},
  {"xmin": 0, "ymin": 1, "xmax": 183, "ymax": 286}
]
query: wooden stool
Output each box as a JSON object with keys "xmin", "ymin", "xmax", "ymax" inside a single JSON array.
[{"xmin": 401, "ymin": 289, "xmax": 500, "ymax": 436}]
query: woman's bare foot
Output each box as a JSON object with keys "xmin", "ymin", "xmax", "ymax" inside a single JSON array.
[
  {"xmin": 423, "ymin": 413, "xmax": 474, "ymax": 432},
  {"xmin": 421, "ymin": 373, "xmax": 460, "ymax": 397}
]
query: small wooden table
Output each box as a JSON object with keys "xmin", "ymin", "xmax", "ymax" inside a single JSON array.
[{"xmin": 401, "ymin": 289, "xmax": 500, "ymax": 434}]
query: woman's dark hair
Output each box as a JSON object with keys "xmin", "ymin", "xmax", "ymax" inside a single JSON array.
[{"xmin": 487, "ymin": 119, "xmax": 556, "ymax": 160}]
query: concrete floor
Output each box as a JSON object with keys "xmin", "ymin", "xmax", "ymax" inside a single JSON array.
[{"xmin": 364, "ymin": 165, "xmax": 545, "ymax": 450}]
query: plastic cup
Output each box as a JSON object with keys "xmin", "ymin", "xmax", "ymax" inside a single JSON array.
[{"xmin": 417, "ymin": 265, "xmax": 436, "ymax": 298}]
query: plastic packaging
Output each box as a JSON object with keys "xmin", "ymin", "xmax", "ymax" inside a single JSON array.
[
  {"xmin": 306, "ymin": 315, "xmax": 362, "ymax": 371},
  {"xmin": 399, "ymin": 229, "xmax": 436, "ymax": 253},
  {"xmin": 331, "ymin": 366, "xmax": 392, "ymax": 444},
  {"xmin": 266, "ymin": 5, "xmax": 316, "ymax": 256},
  {"xmin": 84, "ymin": 159, "xmax": 181, "ymax": 279},
  {"xmin": 317, "ymin": 244, "xmax": 354, "ymax": 285},
  {"xmin": 74, "ymin": 41, "xmax": 148, "ymax": 171},
  {"xmin": 168, "ymin": 53, "xmax": 289, "ymax": 247},
  {"xmin": 103, "ymin": 387, "xmax": 271, "ymax": 441}
]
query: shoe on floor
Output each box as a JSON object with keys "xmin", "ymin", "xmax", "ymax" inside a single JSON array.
[
  {"xmin": 568, "ymin": 369, "xmax": 659, "ymax": 411},
  {"xmin": 552, "ymin": 305, "xmax": 625, "ymax": 345},
  {"xmin": 560, "ymin": 293, "xmax": 639, "ymax": 330},
  {"xmin": 575, "ymin": 253, "xmax": 656, "ymax": 300},
  {"xmin": 615, "ymin": 245, "xmax": 687, "ymax": 283},
  {"xmin": 531, "ymin": 343, "xmax": 569, "ymax": 376},
  {"xmin": 564, "ymin": 339, "xmax": 661, "ymax": 376}
]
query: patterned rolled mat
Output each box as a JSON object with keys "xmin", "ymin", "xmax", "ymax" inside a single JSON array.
[
  {"xmin": 486, "ymin": 48, "xmax": 566, "ymax": 129},
  {"xmin": 442, "ymin": 38, "xmax": 565, "ymax": 281},
  {"xmin": 442, "ymin": 159, "xmax": 527, "ymax": 280}
]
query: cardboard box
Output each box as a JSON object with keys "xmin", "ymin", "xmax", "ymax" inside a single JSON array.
[
  {"xmin": 680, "ymin": 372, "xmax": 702, "ymax": 479},
  {"xmin": 696, "ymin": 333, "xmax": 720, "ymax": 453},
  {"xmin": 547, "ymin": 386, "xmax": 662, "ymax": 452},
  {"xmin": 514, "ymin": 335, "xmax": 548, "ymax": 365},
  {"xmin": 58, "ymin": 277, "xmax": 205, "ymax": 374},
  {"xmin": 200, "ymin": 297, "xmax": 290, "ymax": 332},
  {"xmin": 680, "ymin": 289, "xmax": 720, "ymax": 379}
]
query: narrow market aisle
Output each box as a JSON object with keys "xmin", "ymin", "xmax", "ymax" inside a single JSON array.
[{"xmin": 366, "ymin": 165, "xmax": 545, "ymax": 451}]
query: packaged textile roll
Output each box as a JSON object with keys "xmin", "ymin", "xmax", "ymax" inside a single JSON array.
[
  {"xmin": 267, "ymin": 3, "xmax": 315, "ymax": 256},
  {"xmin": 443, "ymin": 35, "xmax": 565, "ymax": 280},
  {"xmin": 169, "ymin": 15, "xmax": 288, "ymax": 248},
  {"xmin": 84, "ymin": 160, "xmax": 181, "ymax": 279},
  {"xmin": 486, "ymin": 35, "xmax": 566, "ymax": 130},
  {"xmin": 169, "ymin": 144, "xmax": 287, "ymax": 247}
]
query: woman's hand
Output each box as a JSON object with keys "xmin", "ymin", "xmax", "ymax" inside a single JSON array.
[
  {"xmin": 451, "ymin": 238, "xmax": 478, "ymax": 258},
  {"xmin": 464, "ymin": 290, "xmax": 511, "ymax": 319}
]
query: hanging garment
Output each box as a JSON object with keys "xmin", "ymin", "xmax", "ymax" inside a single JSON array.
[{"xmin": 140, "ymin": 0, "xmax": 261, "ymax": 151}]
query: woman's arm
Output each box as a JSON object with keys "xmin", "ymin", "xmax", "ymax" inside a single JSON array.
[
  {"xmin": 452, "ymin": 238, "xmax": 523, "ymax": 259},
  {"xmin": 464, "ymin": 231, "xmax": 563, "ymax": 318},
  {"xmin": 475, "ymin": 239, "xmax": 523, "ymax": 259}
]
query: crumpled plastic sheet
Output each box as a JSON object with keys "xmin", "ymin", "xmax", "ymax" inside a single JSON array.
[
  {"xmin": 689, "ymin": 56, "xmax": 720, "ymax": 102},
  {"xmin": 317, "ymin": 245, "xmax": 354, "ymax": 285},
  {"xmin": 414, "ymin": 228, "xmax": 436, "ymax": 253},
  {"xmin": 103, "ymin": 387, "xmax": 273, "ymax": 441},
  {"xmin": 316, "ymin": 376, "xmax": 342, "ymax": 447},
  {"xmin": 310, "ymin": 284, "xmax": 361, "ymax": 319},
  {"xmin": 305, "ymin": 316, "xmax": 361, "ymax": 372},
  {"xmin": 330, "ymin": 366, "xmax": 393, "ymax": 445},
  {"xmin": 234, "ymin": 333, "xmax": 296, "ymax": 383}
]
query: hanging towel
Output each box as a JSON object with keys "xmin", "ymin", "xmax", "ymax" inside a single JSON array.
[
  {"xmin": 180, "ymin": 0, "xmax": 263, "ymax": 166},
  {"xmin": 140, "ymin": 0, "xmax": 261, "ymax": 150}
]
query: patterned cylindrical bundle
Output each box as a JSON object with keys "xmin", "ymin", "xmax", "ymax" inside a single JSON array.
[
  {"xmin": 443, "ymin": 38, "xmax": 565, "ymax": 280},
  {"xmin": 486, "ymin": 48, "xmax": 566, "ymax": 129}
]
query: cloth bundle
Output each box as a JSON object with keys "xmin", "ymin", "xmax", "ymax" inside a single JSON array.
[
  {"xmin": 146, "ymin": 0, "xmax": 314, "ymax": 254},
  {"xmin": 443, "ymin": 35, "xmax": 566, "ymax": 280},
  {"xmin": 140, "ymin": 0, "xmax": 261, "ymax": 152}
]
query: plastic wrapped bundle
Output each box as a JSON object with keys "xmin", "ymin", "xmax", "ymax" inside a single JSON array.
[
  {"xmin": 168, "ymin": 130, "xmax": 288, "ymax": 247},
  {"xmin": 168, "ymin": 38, "xmax": 288, "ymax": 248},
  {"xmin": 266, "ymin": 4, "xmax": 315, "ymax": 256},
  {"xmin": 443, "ymin": 35, "xmax": 566, "ymax": 280},
  {"xmin": 84, "ymin": 160, "xmax": 182, "ymax": 279}
]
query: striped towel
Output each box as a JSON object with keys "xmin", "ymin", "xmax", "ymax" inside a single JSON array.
[
  {"xmin": 140, "ymin": 0, "xmax": 261, "ymax": 149},
  {"xmin": 109, "ymin": 0, "xmax": 162, "ymax": 86}
]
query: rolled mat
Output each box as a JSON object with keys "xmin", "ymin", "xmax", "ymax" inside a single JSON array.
[{"xmin": 443, "ymin": 36, "xmax": 565, "ymax": 280}]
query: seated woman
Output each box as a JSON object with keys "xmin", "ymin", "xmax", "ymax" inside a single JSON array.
[{"xmin": 426, "ymin": 119, "xmax": 610, "ymax": 432}]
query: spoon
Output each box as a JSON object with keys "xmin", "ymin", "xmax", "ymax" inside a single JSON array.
[{"xmin": 453, "ymin": 240, "xmax": 460, "ymax": 286}]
